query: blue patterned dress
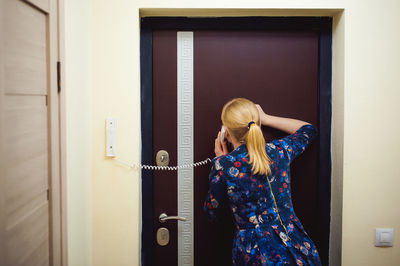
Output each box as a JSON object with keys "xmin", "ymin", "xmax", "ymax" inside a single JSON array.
[{"xmin": 204, "ymin": 124, "xmax": 321, "ymax": 265}]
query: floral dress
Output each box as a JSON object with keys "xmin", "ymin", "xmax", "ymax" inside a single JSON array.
[{"xmin": 204, "ymin": 124, "xmax": 321, "ymax": 266}]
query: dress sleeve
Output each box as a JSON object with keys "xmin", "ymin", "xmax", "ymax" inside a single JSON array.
[
  {"xmin": 203, "ymin": 157, "xmax": 226, "ymax": 222},
  {"xmin": 271, "ymin": 124, "xmax": 318, "ymax": 163}
]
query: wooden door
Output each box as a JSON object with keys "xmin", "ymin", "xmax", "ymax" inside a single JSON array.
[
  {"xmin": 141, "ymin": 17, "xmax": 332, "ymax": 266},
  {"xmin": 0, "ymin": 0, "xmax": 64, "ymax": 265}
]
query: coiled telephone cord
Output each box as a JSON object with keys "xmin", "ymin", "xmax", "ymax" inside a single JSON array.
[{"xmin": 114, "ymin": 157, "xmax": 212, "ymax": 171}]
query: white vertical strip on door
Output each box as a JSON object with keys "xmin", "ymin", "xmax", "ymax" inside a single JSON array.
[{"xmin": 177, "ymin": 31, "xmax": 194, "ymax": 266}]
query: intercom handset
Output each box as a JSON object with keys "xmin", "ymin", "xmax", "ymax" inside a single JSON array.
[{"xmin": 220, "ymin": 126, "xmax": 226, "ymax": 145}]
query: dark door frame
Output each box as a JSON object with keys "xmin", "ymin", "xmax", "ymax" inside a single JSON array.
[{"xmin": 140, "ymin": 16, "xmax": 332, "ymax": 266}]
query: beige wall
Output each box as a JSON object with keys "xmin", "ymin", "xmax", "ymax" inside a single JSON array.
[
  {"xmin": 65, "ymin": 0, "xmax": 93, "ymax": 265},
  {"xmin": 340, "ymin": 0, "xmax": 400, "ymax": 265},
  {"xmin": 65, "ymin": 0, "xmax": 400, "ymax": 265}
]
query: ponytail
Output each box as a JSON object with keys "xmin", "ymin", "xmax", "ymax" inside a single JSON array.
[
  {"xmin": 246, "ymin": 123, "xmax": 271, "ymax": 176},
  {"xmin": 221, "ymin": 98, "xmax": 271, "ymax": 176}
]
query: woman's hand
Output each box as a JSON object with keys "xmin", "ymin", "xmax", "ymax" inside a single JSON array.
[
  {"xmin": 256, "ymin": 104, "xmax": 270, "ymax": 126},
  {"xmin": 214, "ymin": 131, "xmax": 228, "ymax": 157}
]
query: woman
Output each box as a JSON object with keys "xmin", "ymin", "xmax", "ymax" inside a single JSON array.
[{"xmin": 204, "ymin": 98, "xmax": 322, "ymax": 266}]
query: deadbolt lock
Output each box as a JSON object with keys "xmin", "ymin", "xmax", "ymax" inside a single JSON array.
[
  {"xmin": 156, "ymin": 227, "xmax": 170, "ymax": 246},
  {"xmin": 156, "ymin": 150, "xmax": 169, "ymax": 166}
]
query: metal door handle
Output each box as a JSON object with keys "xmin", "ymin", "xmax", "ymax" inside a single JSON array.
[{"xmin": 159, "ymin": 213, "xmax": 187, "ymax": 223}]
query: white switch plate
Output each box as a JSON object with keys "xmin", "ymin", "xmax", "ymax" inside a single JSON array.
[
  {"xmin": 106, "ymin": 118, "xmax": 116, "ymax": 157},
  {"xmin": 375, "ymin": 228, "xmax": 394, "ymax": 247}
]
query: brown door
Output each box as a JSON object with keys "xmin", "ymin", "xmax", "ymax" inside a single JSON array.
[
  {"xmin": 0, "ymin": 0, "xmax": 64, "ymax": 265},
  {"xmin": 193, "ymin": 30, "xmax": 319, "ymax": 266},
  {"xmin": 145, "ymin": 20, "xmax": 328, "ymax": 266}
]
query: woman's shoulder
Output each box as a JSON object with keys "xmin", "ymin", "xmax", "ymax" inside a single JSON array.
[
  {"xmin": 209, "ymin": 155, "xmax": 232, "ymax": 174},
  {"xmin": 212, "ymin": 153, "xmax": 236, "ymax": 165},
  {"xmin": 211, "ymin": 146, "xmax": 249, "ymax": 169},
  {"xmin": 265, "ymin": 141, "xmax": 283, "ymax": 155},
  {"xmin": 266, "ymin": 141, "xmax": 278, "ymax": 149}
]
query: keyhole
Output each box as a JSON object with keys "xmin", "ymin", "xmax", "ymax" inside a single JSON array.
[{"xmin": 156, "ymin": 150, "xmax": 169, "ymax": 166}]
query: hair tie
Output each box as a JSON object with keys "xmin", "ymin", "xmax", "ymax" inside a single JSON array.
[{"xmin": 247, "ymin": 121, "xmax": 255, "ymax": 129}]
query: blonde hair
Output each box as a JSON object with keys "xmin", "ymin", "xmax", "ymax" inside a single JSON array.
[{"xmin": 221, "ymin": 98, "xmax": 271, "ymax": 176}]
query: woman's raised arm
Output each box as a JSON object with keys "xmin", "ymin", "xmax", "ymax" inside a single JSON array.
[{"xmin": 256, "ymin": 104, "xmax": 311, "ymax": 134}]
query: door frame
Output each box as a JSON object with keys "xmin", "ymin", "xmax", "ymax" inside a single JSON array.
[
  {"xmin": 51, "ymin": 0, "xmax": 68, "ymax": 265},
  {"xmin": 58, "ymin": 0, "xmax": 68, "ymax": 265},
  {"xmin": 140, "ymin": 17, "xmax": 332, "ymax": 266}
]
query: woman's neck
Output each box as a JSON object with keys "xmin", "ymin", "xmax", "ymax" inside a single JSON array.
[
  {"xmin": 226, "ymin": 128, "xmax": 244, "ymax": 150},
  {"xmin": 231, "ymin": 139, "xmax": 244, "ymax": 150}
]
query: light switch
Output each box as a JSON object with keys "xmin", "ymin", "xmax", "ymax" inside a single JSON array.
[
  {"xmin": 106, "ymin": 118, "xmax": 116, "ymax": 157},
  {"xmin": 375, "ymin": 228, "xmax": 394, "ymax": 247}
]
